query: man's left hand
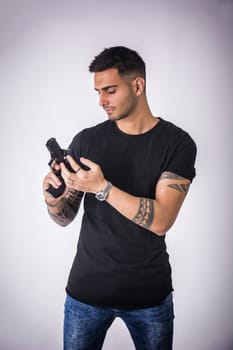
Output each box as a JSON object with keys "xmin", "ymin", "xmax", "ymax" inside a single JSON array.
[{"xmin": 60, "ymin": 155, "xmax": 107, "ymax": 194}]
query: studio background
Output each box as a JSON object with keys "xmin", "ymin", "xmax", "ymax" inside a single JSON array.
[{"xmin": 1, "ymin": 0, "xmax": 232, "ymax": 349}]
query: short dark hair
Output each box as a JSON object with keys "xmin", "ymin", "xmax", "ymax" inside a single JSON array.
[{"xmin": 89, "ymin": 46, "xmax": 146, "ymax": 80}]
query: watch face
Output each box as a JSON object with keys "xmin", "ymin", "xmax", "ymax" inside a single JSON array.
[
  {"xmin": 95, "ymin": 182, "xmax": 112, "ymax": 201},
  {"xmin": 95, "ymin": 192, "xmax": 105, "ymax": 201}
]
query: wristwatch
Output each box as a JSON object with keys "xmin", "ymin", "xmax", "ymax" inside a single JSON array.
[{"xmin": 95, "ymin": 182, "xmax": 112, "ymax": 201}]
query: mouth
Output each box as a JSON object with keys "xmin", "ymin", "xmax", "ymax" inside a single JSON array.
[{"xmin": 104, "ymin": 107, "xmax": 115, "ymax": 114}]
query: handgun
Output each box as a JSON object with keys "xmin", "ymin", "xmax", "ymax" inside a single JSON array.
[{"xmin": 46, "ymin": 137, "xmax": 75, "ymax": 198}]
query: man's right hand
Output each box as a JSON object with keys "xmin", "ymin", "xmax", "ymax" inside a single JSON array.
[{"xmin": 43, "ymin": 163, "xmax": 68, "ymax": 207}]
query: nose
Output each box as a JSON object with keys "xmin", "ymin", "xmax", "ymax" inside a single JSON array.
[{"xmin": 99, "ymin": 92, "xmax": 108, "ymax": 107}]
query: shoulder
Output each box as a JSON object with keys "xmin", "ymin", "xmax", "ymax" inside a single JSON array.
[
  {"xmin": 160, "ymin": 118, "xmax": 197, "ymax": 152},
  {"xmin": 158, "ymin": 118, "xmax": 197, "ymax": 181},
  {"xmin": 159, "ymin": 118, "xmax": 192, "ymax": 138},
  {"xmin": 71, "ymin": 120, "xmax": 111, "ymax": 144}
]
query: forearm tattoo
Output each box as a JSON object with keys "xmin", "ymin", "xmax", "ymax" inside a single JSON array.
[
  {"xmin": 132, "ymin": 198, "xmax": 154, "ymax": 229},
  {"xmin": 48, "ymin": 190, "xmax": 84, "ymax": 226},
  {"xmin": 159, "ymin": 171, "xmax": 190, "ymax": 193}
]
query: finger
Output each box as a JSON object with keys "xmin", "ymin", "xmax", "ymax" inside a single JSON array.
[
  {"xmin": 60, "ymin": 162, "xmax": 73, "ymax": 180},
  {"xmin": 53, "ymin": 163, "xmax": 61, "ymax": 171},
  {"xmin": 51, "ymin": 172, "xmax": 62, "ymax": 186},
  {"xmin": 60, "ymin": 163, "xmax": 78, "ymax": 190},
  {"xmin": 50, "ymin": 160, "xmax": 60, "ymax": 171},
  {"xmin": 60, "ymin": 162, "xmax": 70, "ymax": 174},
  {"xmin": 43, "ymin": 173, "xmax": 62, "ymax": 191},
  {"xmin": 66, "ymin": 155, "xmax": 79, "ymax": 172},
  {"xmin": 80, "ymin": 157, "xmax": 98, "ymax": 170}
]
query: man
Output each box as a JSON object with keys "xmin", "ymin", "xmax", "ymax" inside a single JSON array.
[{"xmin": 43, "ymin": 46, "xmax": 196, "ymax": 350}]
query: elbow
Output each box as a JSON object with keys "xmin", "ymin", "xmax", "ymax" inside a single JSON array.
[
  {"xmin": 58, "ymin": 221, "xmax": 71, "ymax": 228},
  {"xmin": 152, "ymin": 226, "xmax": 168, "ymax": 236},
  {"xmin": 151, "ymin": 220, "xmax": 174, "ymax": 237},
  {"xmin": 51, "ymin": 217, "xmax": 73, "ymax": 227},
  {"xmin": 150, "ymin": 202, "xmax": 181, "ymax": 236},
  {"xmin": 57, "ymin": 214, "xmax": 76, "ymax": 227}
]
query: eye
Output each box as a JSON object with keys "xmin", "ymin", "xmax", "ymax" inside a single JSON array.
[{"xmin": 107, "ymin": 88, "xmax": 116, "ymax": 94}]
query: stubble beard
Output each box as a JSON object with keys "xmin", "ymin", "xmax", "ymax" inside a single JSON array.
[
  {"xmin": 108, "ymin": 91, "xmax": 137, "ymax": 122},
  {"xmin": 108, "ymin": 112, "xmax": 129, "ymax": 122}
]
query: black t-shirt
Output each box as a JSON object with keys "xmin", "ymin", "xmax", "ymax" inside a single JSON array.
[{"xmin": 66, "ymin": 118, "xmax": 197, "ymax": 308}]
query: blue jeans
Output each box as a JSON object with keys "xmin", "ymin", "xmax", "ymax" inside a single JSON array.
[{"xmin": 64, "ymin": 293, "xmax": 174, "ymax": 350}]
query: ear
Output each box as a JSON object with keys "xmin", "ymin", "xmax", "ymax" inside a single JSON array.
[{"xmin": 133, "ymin": 77, "xmax": 145, "ymax": 96}]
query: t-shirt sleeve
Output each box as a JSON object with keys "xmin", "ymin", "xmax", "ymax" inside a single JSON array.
[{"xmin": 165, "ymin": 133, "xmax": 197, "ymax": 182}]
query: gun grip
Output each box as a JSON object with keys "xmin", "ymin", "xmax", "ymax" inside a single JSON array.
[{"xmin": 46, "ymin": 171, "xmax": 66, "ymax": 198}]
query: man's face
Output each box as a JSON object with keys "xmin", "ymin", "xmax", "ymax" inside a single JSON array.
[{"xmin": 94, "ymin": 68, "xmax": 137, "ymax": 121}]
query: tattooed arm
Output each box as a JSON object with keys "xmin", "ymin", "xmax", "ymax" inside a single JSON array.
[
  {"xmin": 105, "ymin": 171, "xmax": 190, "ymax": 236},
  {"xmin": 43, "ymin": 162, "xmax": 84, "ymax": 227},
  {"xmin": 56, "ymin": 156, "xmax": 190, "ymax": 235},
  {"xmin": 47, "ymin": 190, "xmax": 84, "ymax": 227}
]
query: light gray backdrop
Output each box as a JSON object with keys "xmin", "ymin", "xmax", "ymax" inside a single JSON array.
[{"xmin": 1, "ymin": 0, "xmax": 232, "ymax": 349}]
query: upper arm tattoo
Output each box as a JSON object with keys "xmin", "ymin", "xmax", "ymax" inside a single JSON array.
[
  {"xmin": 159, "ymin": 171, "xmax": 190, "ymax": 193},
  {"xmin": 132, "ymin": 198, "xmax": 154, "ymax": 229},
  {"xmin": 167, "ymin": 183, "xmax": 190, "ymax": 192}
]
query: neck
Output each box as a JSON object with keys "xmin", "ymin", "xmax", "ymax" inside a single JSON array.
[{"xmin": 116, "ymin": 100, "xmax": 159, "ymax": 135}]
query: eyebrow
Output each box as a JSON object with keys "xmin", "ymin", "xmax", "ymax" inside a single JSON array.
[{"xmin": 94, "ymin": 85, "xmax": 118, "ymax": 92}]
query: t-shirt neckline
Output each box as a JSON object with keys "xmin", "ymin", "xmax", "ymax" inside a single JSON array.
[{"xmin": 112, "ymin": 117, "xmax": 163, "ymax": 138}]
